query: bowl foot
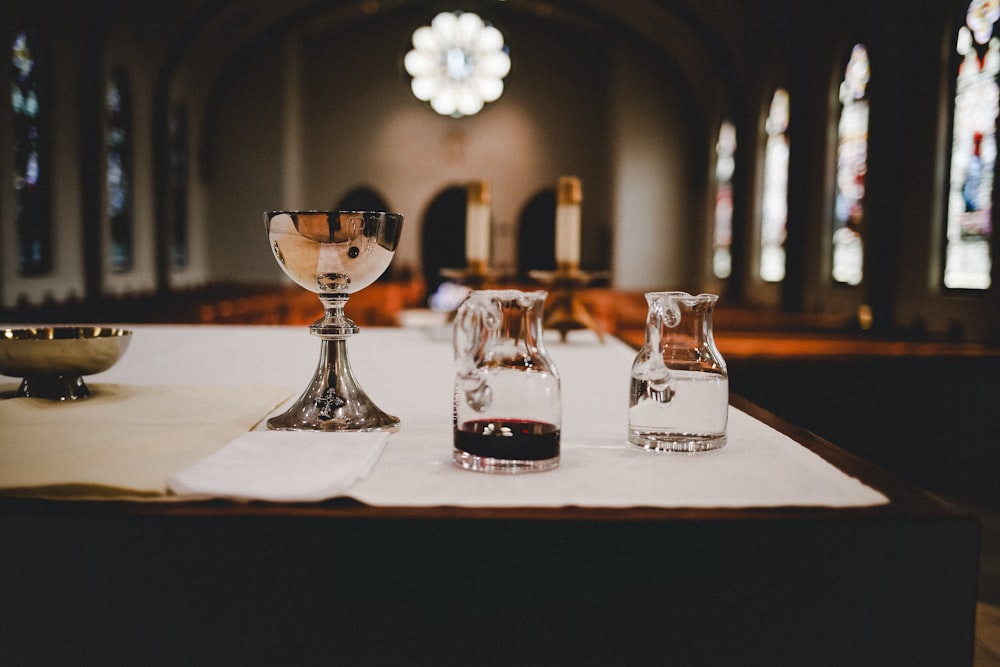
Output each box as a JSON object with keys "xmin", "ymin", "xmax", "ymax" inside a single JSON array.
[{"xmin": 18, "ymin": 375, "xmax": 89, "ymax": 400}]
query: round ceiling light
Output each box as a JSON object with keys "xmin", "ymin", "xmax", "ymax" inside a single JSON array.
[{"xmin": 404, "ymin": 11, "xmax": 511, "ymax": 118}]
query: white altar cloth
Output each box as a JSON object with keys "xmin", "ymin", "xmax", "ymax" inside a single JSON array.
[{"xmin": 1, "ymin": 325, "xmax": 887, "ymax": 507}]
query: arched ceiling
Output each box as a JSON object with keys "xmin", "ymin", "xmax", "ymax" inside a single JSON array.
[
  {"xmin": 147, "ymin": 0, "xmax": 775, "ymax": 123},
  {"xmin": 129, "ymin": 0, "xmax": 782, "ymax": 183}
]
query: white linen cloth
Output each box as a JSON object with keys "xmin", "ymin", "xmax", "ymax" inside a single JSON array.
[
  {"xmin": 2, "ymin": 325, "xmax": 889, "ymax": 507},
  {"xmin": 0, "ymin": 382, "xmax": 293, "ymax": 497},
  {"xmin": 350, "ymin": 405, "xmax": 887, "ymax": 508},
  {"xmin": 167, "ymin": 430, "xmax": 387, "ymax": 502}
]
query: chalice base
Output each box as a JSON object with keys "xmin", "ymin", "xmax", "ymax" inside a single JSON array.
[{"xmin": 267, "ymin": 338, "xmax": 399, "ymax": 432}]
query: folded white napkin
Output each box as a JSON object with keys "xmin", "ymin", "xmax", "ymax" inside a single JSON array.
[{"xmin": 167, "ymin": 430, "xmax": 388, "ymax": 502}]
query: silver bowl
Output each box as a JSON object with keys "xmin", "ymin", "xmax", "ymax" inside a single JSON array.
[{"xmin": 0, "ymin": 327, "xmax": 133, "ymax": 400}]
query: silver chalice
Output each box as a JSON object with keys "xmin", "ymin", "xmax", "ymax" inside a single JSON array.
[{"xmin": 265, "ymin": 210, "xmax": 404, "ymax": 431}]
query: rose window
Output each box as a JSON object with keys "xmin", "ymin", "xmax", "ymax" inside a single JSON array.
[{"xmin": 404, "ymin": 11, "xmax": 511, "ymax": 118}]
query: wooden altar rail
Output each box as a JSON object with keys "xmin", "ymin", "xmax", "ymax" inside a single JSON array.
[{"xmin": 4, "ymin": 279, "xmax": 998, "ymax": 360}]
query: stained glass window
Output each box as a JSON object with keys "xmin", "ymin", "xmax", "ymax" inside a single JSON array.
[
  {"xmin": 11, "ymin": 28, "xmax": 52, "ymax": 276},
  {"xmin": 168, "ymin": 106, "xmax": 189, "ymax": 268},
  {"xmin": 832, "ymin": 44, "xmax": 870, "ymax": 287},
  {"xmin": 713, "ymin": 120, "xmax": 736, "ymax": 279},
  {"xmin": 760, "ymin": 88, "xmax": 789, "ymax": 283},
  {"xmin": 945, "ymin": 0, "xmax": 997, "ymax": 290},
  {"xmin": 106, "ymin": 70, "xmax": 133, "ymax": 272}
]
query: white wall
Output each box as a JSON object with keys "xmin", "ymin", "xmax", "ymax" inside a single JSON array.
[
  {"xmin": 200, "ymin": 10, "xmax": 627, "ymax": 285},
  {"xmin": 200, "ymin": 36, "xmax": 288, "ymax": 284},
  {"xmin": 0, "ymin": 5, "xmax": 706, "ymax": 305},
  {"xmin": 610, "ymin": 46, "xmax": 699, "ymax": 292}
]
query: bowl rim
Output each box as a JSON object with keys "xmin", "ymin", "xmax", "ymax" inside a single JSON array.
[{"xmin": 1, "ymin": 326, "xmax": 133, "ymax": 341}]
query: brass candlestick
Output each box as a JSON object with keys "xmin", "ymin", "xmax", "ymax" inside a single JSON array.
[
  {"xmin": 440, "ymin": 259, "xmax": 492, "ymax": 290},
  {"xmin": 439, "ymin": 261, "xmax": 512, "ymax": 321},
  {"xmin": 530, "ymin": 262, "xmax": 608, "ymax": 342}
]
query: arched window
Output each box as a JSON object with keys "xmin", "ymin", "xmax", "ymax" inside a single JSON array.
[
  {"xmin": 713, "ymin": 120, "xmax": 736, "ymax": 280},
  {"xmin": 10, "ymin": 27, "xmax": 52, "ymax": 276},
  {"xmin": 168, "ymin": 106, "xmax": 190, "ymax": 268},
  {"xmin": 106, "ymin": 69, "xmax": 134, "ymax": 272},
  {"xmin": 944, "ymin": 0, "xmax": 997, "ymax": 290},
  {"xmin": 760, "ymin": 88, "xmax": 790, "ymax": 283},
  {"xmin": 832, "ymin": 44, "xmax": 870, "ymax": 287}
]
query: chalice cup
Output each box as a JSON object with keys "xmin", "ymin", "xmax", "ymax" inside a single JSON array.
[{"xmin": 265, "ymin": 210, "xmax": 404, "ymax": 431}]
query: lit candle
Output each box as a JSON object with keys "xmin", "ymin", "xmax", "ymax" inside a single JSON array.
[
  {"xmin": 555, "ymin": 176, "xmax": 582, "ymax": 268},
  {"xmin": 465, "ymin": 180, "xmax": 491, "ymax": 270}
]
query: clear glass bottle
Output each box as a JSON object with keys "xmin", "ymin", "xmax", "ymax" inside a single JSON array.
[
  {"xmin": 453, "ymin": 290, "xmax": 561, "ymax": 473},
  {"xmin": 628, "ymin": 291, "xmax": 728, "ymax": 452}
]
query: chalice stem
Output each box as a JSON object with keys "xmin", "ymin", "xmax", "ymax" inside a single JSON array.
[
  {"xmin": 266, "ymin": 294, "xmax": 399, "ymax": 431},
  {"xmin": 267, "ymin": 337, "xmax": 400, "ymax": 431},
  {"xmin": 312, "ymin": 293, "xmax": 359, "ymax": 337}
]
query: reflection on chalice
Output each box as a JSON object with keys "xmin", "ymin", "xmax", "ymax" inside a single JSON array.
[{"xmin": 265, "ymin": 210, "xmax": 404, "ymax": 431}]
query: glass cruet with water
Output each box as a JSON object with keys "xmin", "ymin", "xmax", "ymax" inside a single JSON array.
[
  {"xmin": 628, "ymin": 291, "xmax": 728, "ymax": 452},
  {"xmin": 453, "ymin": 289, "xmax": 561, "ymax": 473}
]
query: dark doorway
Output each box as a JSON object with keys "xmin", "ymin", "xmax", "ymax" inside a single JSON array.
[
  {"xmin": 517, "ymin": 188, "xmax": 557, "ymax": 280},
  {"xmin": 421, "ymin": 185, "xmax": 467, "ymax": 303},
  {"xmin": 334, "ymin": 185, "xmax": 389, "ymax": 213}
]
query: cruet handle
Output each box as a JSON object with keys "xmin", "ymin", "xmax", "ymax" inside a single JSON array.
[
  {"xmin": 454, "ymin": 297, "xmax": 493, "ymax": 411},
  {"xmin": 643, "ymin": 294, "xmax": 681, "ymax": 403}
]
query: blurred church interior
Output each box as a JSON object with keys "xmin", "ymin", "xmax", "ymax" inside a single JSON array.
[
  {"xmin": 3, "ymin": 0, "xmax": 1000, "ymax": 544},
  {"xmin": 4, "ymin": 1, "xmax": 1000, "ymax": 656}
]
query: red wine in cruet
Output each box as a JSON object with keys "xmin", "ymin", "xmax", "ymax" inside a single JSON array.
[{"xmin": 454, "ymin": 419, "xmax": 560, "ymax": 461}]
